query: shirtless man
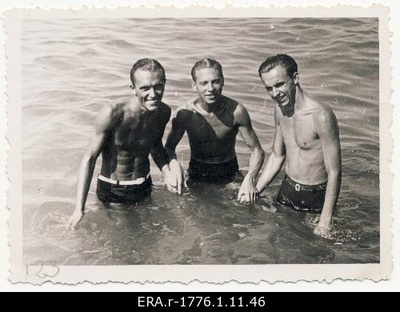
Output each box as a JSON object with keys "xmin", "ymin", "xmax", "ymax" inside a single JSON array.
[
  {"xmin": 256, "ymin": 54, "xmax": 342, "ymax": 237},
  {"xmin": 165, "ymin": 58, "xmax": 265, "ymax": 203},
  {"xmin": 69, "ymin": 58, "xmax": 179, "ymax": 229}
]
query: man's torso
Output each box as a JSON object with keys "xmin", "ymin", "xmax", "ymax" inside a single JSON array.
[
  {"xmin": 279, "ymin": 101, "xmax": 328, "ymax": 185},
  {"xmin": 181, "ymin": 96, "xmax": 239, "ymax": 163},
  {"xmin": 100, "ymin": 102, "xmax": 169, "ymax": 180}
]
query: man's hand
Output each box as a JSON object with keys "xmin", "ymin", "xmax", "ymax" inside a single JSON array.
[
  {"xmin": 237, "ymin": 175, "xmax": 259, "ymax": 203},
  {"xmin": 68, "ymin": 210, "xmax": 84, "ymax": 230},
  {"xmin": 313, "ymin": 215, "xmax": 333, "ymax": 238},
  {"xmin": 314, "ymin": 224, "xmax": 332, "ymax": 238},
  {"xmin": 165, "ymin": 159, "xmax": 186, "ymax": 194}
]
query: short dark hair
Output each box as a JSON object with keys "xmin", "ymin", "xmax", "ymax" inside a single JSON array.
[
  {"xmin": 130, "ymin": 58, "xmax": 166, "ymax": 86},
  {"xmin": 258, "ymin": 54, "xmax": 298, "ymax": 78},
  {"xmin": 191, "ymin": 58, "xmax": 224, "ymax": 82}
]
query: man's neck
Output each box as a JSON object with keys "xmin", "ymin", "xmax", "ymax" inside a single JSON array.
[
  {"xmin": 295, "ymin": 86, "xmax": 305, "ymax": 108},
  {"xmin": 197, "ymin": 96, "xmax": 224, "ymax": 114}
]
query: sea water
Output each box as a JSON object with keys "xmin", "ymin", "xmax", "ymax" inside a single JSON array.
[{"xmin": 22, "ymin": 18, "xmax": 379, "ymax": 265}]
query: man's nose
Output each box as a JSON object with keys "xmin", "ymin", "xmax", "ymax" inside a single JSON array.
[
  {"xmin": 206, "ymin": 83, "xmax": 214, "ymax": 92},
  {"xmin": 272, "ymin": 87, "xmax": 279, "ymax": 98},
  {"xmin": 148, "ymin": 87, "xmax": 156, "ymax": 98}
]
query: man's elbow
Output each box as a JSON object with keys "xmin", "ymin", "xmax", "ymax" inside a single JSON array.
[
  {"xmin": 255, "ymin": 146, "xmax": 265, "ymax": 158},
  {"xmin": 271, "ymin": 149, "xmax": 285, "ymax": 164},
  {"xmin": 327, "ymin": 168, "xmax": 342, "ymax": 182}
]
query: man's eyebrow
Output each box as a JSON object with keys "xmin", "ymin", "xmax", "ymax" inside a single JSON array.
[
  {"xmin": 265, "ymin": 81, "xmax": 284, "ymax": 89},
  {"xmin": 271, "ymin": 81, "xmax": 284, "ymax": 87},
  {"xmin": 139, "ymin": 82, "xmax": 164, "ymax": 89}
]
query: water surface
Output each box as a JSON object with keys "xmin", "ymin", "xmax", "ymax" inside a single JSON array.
[{"xmin": 22, "ymin": 18, "xmax": 379, "ymax": 265}]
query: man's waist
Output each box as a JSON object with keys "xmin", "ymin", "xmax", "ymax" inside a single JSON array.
[
  {"xmin": 191, "ymin": 155, "xmax": 237, "ymax": 164},
  {"xmin": 284, "ymin": 175, "xmax": 327, "ymax": 191},
  {"xmin": 98, "ymin": 173, "xmax": 150, "ymax": 185}
]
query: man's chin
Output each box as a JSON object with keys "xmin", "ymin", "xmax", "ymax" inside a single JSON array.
[
  {"xmin": 204, "ymin": 97, "xmax": 220, "ymax": 105},
  {"xmin": 147, "ymin": 106, "xmax": 159, "ymax": 111},
  {"xmin": 278, "ymin": 100, "xmax": 289, "ymax": 107},
  {"xmin": 278, "ymin": 101, "xmax": 292, "ymax": 110},
  {"xmin": 144, "ymin": 101, "xmax": 161, "ymax": 111}
]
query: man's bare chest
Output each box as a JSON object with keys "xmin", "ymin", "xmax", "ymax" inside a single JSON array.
[
  {"xmin": 114, "ymin": 118, "xmax": 158, "ymax": 149},
  {"xmin": 281, "ymin": 116, "xmax": 319, "ymax": 150}
]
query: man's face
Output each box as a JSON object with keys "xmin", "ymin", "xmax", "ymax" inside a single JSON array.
[
  {"xmin": 192, "ymin": 68, "xmax": 224, "ymax": 105},
  {"xmin": 260, "ymin": 65, "xmax": 298, "ymax": 111},
  {"xmin": 132, "ymin": 69, "xmax": 165, "ymax": 111}
]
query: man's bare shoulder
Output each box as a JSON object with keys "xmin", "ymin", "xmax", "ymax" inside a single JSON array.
[
  {"xmin": 311, "ymin": 101, "xmax": 338, "ymax": 133},
  {"xmin": 312, "ymin": 100, "xmax": 336, "ymax": 119},
  {"xmin": 94, "ymin": 102, "xmax": 126, "ymax": 132},
  {"xmin": 301, "ymin": 93, "xmax": 334, "ymax": 120},
  {"xmin": 173, "ymin": 99, "xmax": 197, "ymax": 118}
]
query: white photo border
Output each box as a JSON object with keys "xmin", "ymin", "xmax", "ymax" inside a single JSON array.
[{"xmin": 5, "ymin": 4, "xmax": 392, "ymax": 284}]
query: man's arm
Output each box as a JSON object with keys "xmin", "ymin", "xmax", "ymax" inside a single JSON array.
[
  {"xmin": 314, "ymin": 108, "xmax": 342, "ymax": 237},
  {"xmin": 164, "ymin": 108, "xmax": 187, "ymax": 194},
  {"xmin": 68, "ymin": 107, "xmax": 112, "ymax": 229},
  {"xmin": 165, "ymin": 109, "xmax": 186, "ymax": 161},
  {"xmin": 150, "ymin": 105, "xmax": 171, "ymax": 175},
  {"xmin": 150, "ymin": 105, "xmax": 185, "ymax": 194},
  {"xmin": 236, "ymin": 103, "xmax": 265, "ymax": 203},
  {"xmin": 256, "ymin": 108, "xmax": 286, "ymax": 194}
]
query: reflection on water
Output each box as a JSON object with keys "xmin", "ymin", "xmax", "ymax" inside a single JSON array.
[
  {"xmin": 25, "ymin": 175, "xmax": 377, "ymax": 265},
  {"xmin": 22, "ymin": 18, "xmax": 379, "ymax": 265}
]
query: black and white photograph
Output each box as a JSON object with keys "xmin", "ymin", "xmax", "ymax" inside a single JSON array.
[{"xmin": 5, "ymin": 4, "xmax": 392, "ymax": 284}]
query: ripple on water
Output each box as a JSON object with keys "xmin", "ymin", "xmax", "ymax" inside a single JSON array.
[{"xmin": 22, "ymin": 18, "xmax": 380, "ymax": 265}]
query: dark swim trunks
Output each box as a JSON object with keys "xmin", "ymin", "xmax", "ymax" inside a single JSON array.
[
  {"xmin": 96, "ymin": 174, "xmax": 152, "ymax": 203},
  {"xmin": 188, "ymin": 157, "xmax": 239, "ymax": 182},
  {"xmin": 277, "ymin": 175, "xmax": 327, "ymax": 213}
]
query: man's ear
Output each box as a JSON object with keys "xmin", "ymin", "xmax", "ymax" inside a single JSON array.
[
  {"xmin": 162, "ymin": 79, "xmax": 167, "ymax": 90},
  {"xmin": 130, "ymin": 84, "xmax": 137, "ymax": 94},
  {"xmin": 191, "ymin": 80, "xmax": 196, "ymax": 90},
  {"xmin": 292, "ymin": 72, "xmax": 299, "ymax": 85}
]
